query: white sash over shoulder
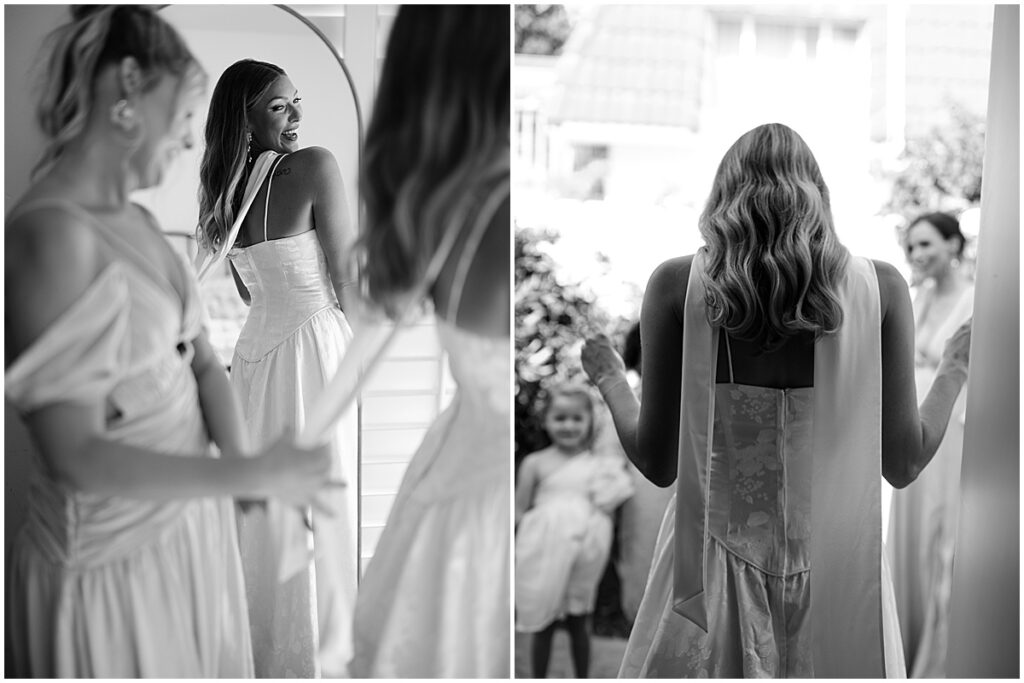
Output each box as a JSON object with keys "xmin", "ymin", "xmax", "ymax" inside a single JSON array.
[
  {"xmin": 193, "ymin": 151, "xmax": 281, "ymax": 283},
  {"xmin": 672, "ymin": 252, "xmax": 886, "ymax": 676}
]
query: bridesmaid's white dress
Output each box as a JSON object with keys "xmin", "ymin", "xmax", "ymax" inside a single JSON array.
[
  {"xmin": 229, "ymin": 223, "xmax": 358, "ymax": 677},
  {"xmin": 5, "ymin": 200, "xmax": 253, "ymax": 677},
  {"xmin": 887, "ymin": 282, "xmax": 974, "ymax": 677}
]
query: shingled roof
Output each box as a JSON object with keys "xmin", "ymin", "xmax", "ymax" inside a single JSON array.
[{"xmin": 550, "ymin": 5, "xmax": 705, "ymax": 129}]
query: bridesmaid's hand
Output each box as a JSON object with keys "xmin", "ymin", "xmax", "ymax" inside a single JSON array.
[
  {"xmin": 582, "ymin": 333, "xmax": 627, "ymax": 386},
  {"xmin": 256, "ymin": 431, "xmax": 341, "ymax": 514},
  {"xmin": 939, "ymin": 318, "xmax": 972, "ymax": 383}
]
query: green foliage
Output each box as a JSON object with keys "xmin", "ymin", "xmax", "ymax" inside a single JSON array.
[
  {"xmin": 884, "ymin": 104, "xmax": 985, "ymax": 225},
  {"xmin": 515, "ymin": 4, "xmax": 573, "ymax": 56},
  {"xmin": 515, "ymin": 226, "xmax": 599, "ymax": 462}
]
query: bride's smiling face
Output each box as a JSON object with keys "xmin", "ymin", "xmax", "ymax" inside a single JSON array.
[{"xmin": 248, "ymin": 75, "xmax": 302, "ymax": 154}]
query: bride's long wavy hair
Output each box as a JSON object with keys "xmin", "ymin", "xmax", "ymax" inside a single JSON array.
[
  {"xmin": 359, "ymin": 6, "xmax": 510, "ymax": 317},
  {"xmin": 699, "ymin": 123, "xmax": 849, "ymax": 352},
  {"xmin": 196, "ymin": 59, "xmax": 285, "ymax": 253}
]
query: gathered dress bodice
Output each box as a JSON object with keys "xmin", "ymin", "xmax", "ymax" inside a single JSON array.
[{"xmin": 228, "ymin": 230, "xmax": 340, "ymax": 361}]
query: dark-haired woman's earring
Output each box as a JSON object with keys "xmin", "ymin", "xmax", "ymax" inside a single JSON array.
[{"xmin": 246, "ymin": 130, "xmax": 253, "ymax": 165}]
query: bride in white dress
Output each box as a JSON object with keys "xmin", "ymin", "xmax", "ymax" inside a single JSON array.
[
  {"xmin": 196, "ymin": 59, "xmax": 358, "ymax": 678},
  {"xmin": 348, "ymin": 7, "xmax": 511, "ymax": 678}
]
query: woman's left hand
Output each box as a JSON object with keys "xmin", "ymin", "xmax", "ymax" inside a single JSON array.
[{"xmin": 582, "ymin": 333, "xmax": 627, "ymax": 385}]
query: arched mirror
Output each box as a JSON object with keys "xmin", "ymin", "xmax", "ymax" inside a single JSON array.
[{"xmin": 152, "ymin": 2, "xmax": 363, "ymax": 606}]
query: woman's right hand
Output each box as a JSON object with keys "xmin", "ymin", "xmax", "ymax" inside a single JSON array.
[
  {"xmin": 939, "ymin": 318, "xmax": 972, "ymax": 383},
  {"xmin": 582, "ymin": 333, "xmax": 628, "ymax": 393},
  {"xmin": 255, "ymin": 432, "xmax": 339, "ymax": 512}
]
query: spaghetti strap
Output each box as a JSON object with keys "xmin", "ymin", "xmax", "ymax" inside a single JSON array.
[
  {"xmin": 723, "ymin": 332, "xmax": 735, "ymax": 384},
  {"xmin": 442, "ymin": 181, "xmax": 510, "ymax": 323},
  {"xmin": 263, "ymin": 154, "xmax": 286, "ymax": 244}
]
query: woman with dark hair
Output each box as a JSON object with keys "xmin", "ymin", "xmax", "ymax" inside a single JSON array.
[
  {"xmin": 195, "ymin": 58, "xmax": 358, "ymax": 677},
  {"xmin": 888, "ymin": 211, "xmax": 974, "ymax": 677},
  {"xmin": 4, "ymin": 6, "xmax": 333, "ymax": 677},
  {"xmin": 349, "ymin": 5, "xmax": 510, "ymax": 677},
  {"xmin": 582, "ymin": 123, "xmax": 971, "ymax": 676}
]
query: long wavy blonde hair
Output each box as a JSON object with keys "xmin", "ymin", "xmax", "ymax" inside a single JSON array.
[
  {"xmin": 359, "ymin": 6, "xmax": 510, "ymax": 317},
  {"xmin": 698, "ymin": 123, "xmax": 849, "ymax": 352},
  {"xmin": 33, "ymin": 5, "xmax": 196, "ymax": 179}
]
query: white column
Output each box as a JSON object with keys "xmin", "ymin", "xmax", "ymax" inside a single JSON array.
[{"xmin": 946, "ymin": 5, "xmax": 1019, "ymax": 677}]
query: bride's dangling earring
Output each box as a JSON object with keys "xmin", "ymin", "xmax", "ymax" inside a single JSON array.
[{"xmin": 246, "ymin": 130, "xmax": 253, "ymax": 165}]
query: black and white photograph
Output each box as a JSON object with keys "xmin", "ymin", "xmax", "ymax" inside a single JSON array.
[
  {"xmin": 5, "ymin": 4, "xmax": 510, "ymax": 678},
  {"xmin": 513, "ymin": 4, "xmax": 1018, "ymax": 678},
  {"xmin": 3, "ymin": 1, "xmax": 1020, "ymax": 681}
]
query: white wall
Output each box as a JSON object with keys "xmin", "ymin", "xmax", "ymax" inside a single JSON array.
[
  {"xmin": 4, "ymin": 4, "xmax": 67, "ymax": 210},
  {"xmin": 3, "ymin": 2, "xmax": 69, "ymax": 566}
]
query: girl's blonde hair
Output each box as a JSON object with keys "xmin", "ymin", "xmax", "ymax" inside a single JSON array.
[{"xmin": 699, "ymin": 123, "xmax": 849, "ymax": 352}]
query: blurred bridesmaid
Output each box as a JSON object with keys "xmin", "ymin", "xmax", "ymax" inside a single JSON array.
[{"xmin": 888, "ymin": 212, "xmax": 974, "ymax": 677}]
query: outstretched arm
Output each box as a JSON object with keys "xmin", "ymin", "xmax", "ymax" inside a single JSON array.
[
  {"xmin": 584, "ymin": 257, "xmax": 690, "ymax": 487},
  {"xmin": 877, "ymin": 260, "xmax": 971, "ymax": 488}
]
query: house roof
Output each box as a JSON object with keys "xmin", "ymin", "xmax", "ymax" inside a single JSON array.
[{"xmin": 551, "ymin": 5, "xmax": 706, "ymax": 129}]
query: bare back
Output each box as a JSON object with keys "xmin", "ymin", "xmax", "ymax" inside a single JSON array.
[{"xmin": 236, "ymin": 152, "xmax": 316, "ymax": 248}]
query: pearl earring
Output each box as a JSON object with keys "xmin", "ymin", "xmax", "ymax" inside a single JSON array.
[{"xmin": 111, "ymin": 99, "xmax": 135, "ymax": 130}]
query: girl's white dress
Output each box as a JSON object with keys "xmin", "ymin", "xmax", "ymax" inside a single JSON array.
[
  {"xmin": 887, "ymin": 282, "xmax": 973, "ymax": 677},
  {"xmin": 515, "ymin": 450, "xmax": 627, "ymax": 632},
  {"xmin": 227, "ymin": 155, "xmax": 358, "ymax": 678},
  {"xmin": 619, "ymin": 253, "xmax": 906, "ymax": 678},
  {"xmin": 5, "ymin": 200, "xmax": 253, "ymax": 677}
]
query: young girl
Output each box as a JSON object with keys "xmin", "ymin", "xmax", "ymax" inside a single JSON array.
[{"xmin": 515, "ymin": 383, "xmax": 633, "ymax": 678}]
